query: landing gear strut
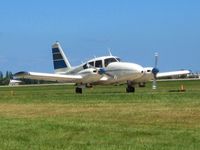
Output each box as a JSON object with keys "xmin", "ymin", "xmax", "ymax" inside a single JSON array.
[
  {"xmin": 75, "ymin": 87, "xmax": 82, "ymax": 94},
  {"xmin": 139, "ymin": 82, "xmax": 146, "ymax": 87}
]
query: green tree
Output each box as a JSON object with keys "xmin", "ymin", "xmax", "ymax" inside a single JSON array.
[
  {"xmin": 2, "ymin": 71, "xmax": 13, "ymax": 85},
  {"xmin": 0, "ymin": 71, "xmax": 3, "ymax": 85},
  {"xmin": 0, "ymin": 71, "xmax": 3, "ymax": 80}
]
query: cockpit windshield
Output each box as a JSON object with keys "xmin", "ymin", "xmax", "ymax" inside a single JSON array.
[{"xmin": 104, "ymin": 57, "xmax": 120, "ymax": 67}]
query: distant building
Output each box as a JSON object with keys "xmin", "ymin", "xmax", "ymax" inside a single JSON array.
[{"xmin": 187, "ymin": 72, "xmax": 200, "ymax": 78}]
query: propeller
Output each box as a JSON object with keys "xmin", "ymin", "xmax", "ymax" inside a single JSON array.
[
  {"xmin": 98, "ymin": 68, "xmax": 106, "ymax": 75},
  {"xmin": 86, "ymin": 63, "xmax": 115, "ymax": 78},
  {"xmin": 98, "ymin": 68, "xmax": 115, "ymax": 78},
  {"xmin": 152, "ymin": 53, "xmax": 159, "ymax": 89}
]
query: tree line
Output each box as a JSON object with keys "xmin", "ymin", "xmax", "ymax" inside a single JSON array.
[{"xmin": 0, "ymin": 71, "xmax": 13, "ymax": 85}]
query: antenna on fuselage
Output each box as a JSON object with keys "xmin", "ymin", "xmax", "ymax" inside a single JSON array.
[
  {"xmin": 108, "ymin": 48, "xmax": 119, "ymax": 62},
  {"xmin": 108, "ymin": 48, "xmax": 112, "ymax": 56}
]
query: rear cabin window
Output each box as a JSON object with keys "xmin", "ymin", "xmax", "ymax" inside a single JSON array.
[
  {"xmin": 95, "ymin": 60, "xmax": 103, "ymax": 68},
  {"xmin": 88, "ymin": 61, "xmax": 94, "ymax": 66},
  {"xmin": 83, "ymin": 63, "xmax": 88, "ymax": 69}
]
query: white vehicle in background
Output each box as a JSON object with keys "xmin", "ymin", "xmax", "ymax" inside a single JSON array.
[
  {"xmin": 14, "ymin": 42, "xmax": 190, "ymax": 93},
  {"xmin": 9, "ymin": 79, "xmax": 22, "ymax": 86}
]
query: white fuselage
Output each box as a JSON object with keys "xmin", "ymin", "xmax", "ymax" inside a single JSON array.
[
  {"xmin": 60, "ymin": 56, "xmax": 149, "ymax": 85},
  {"xmin": 99, "ymin": 62, "xmax": 144, "ymax": 84}
]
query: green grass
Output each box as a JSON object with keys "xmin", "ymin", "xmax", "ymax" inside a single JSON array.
[{"xmin": 0, "ymin": 80, "xmax": 200, "ymax": 150}]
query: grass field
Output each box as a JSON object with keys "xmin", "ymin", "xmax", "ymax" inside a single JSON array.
[{"xmin": 0, "ymin": 80, "xmax": 200, "ymax": 150}]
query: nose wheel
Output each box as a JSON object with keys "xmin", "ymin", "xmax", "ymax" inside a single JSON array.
[{"xmin": 126, "ymin": 85, "xmax": 135, "ymax": 93}]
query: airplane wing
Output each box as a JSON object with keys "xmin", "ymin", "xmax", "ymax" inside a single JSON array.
[
  {"xmin": 14, "ymin": 71, "xmax": 82, "ymax": 83},
  {"xmin": 157, "ymin": 70, "xmax": 190, "ymax": 78}
]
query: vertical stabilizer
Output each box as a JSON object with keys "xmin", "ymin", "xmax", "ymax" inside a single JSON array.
[{"xmin": 52, "ymin": 42, "xmax": 71, "ymax": 73}]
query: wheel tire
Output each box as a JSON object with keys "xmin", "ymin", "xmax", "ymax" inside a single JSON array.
[
  {"xmin": 75, "ymin": 87, "xmax": 82, "ymax": 94},
  {"xmin": 131, "ymin": 87, "xmax": 135, "ymax": 92},
  {"xmin": 126, "ymin": 87, "xmax": 129, "ymax": 93},
  {"xmin": 126, "ymin": 86, "xmax": 135, "ymax": 93}
]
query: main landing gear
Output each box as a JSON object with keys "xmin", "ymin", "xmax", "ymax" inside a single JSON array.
[
  {"xmin": 75, "ymin": 84, "xmax": 91, "ymax": 94},
  {"xmin": 75, "ymin": 83, "xmax": 94, "ymax": 94},
  {"xmin": 75, "ymin": 83, "xmax": 136, "ymax": 94},
  {"xmin": 75, "ymin": 87, "xmax": 83, "ymax": 94},
  {"xmin": 126, "ymin": 85, "xmax": 135, "ymax": 93},
  {"xmin": 126, "ymin": 81, "xmax": 135, "ymax": 93}
]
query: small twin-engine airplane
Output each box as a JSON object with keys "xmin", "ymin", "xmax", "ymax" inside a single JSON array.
[{"xmin": 14, "ymin": 42, "xmax": 190, "ymax": 93}]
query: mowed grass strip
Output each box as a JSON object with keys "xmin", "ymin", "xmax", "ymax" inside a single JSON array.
[
  {"xmin": 0, "ymin": 80, "xmax": 200, "ymax": 104},
  {"xmin": 0, "ymin": 103, "xmax": 200, "ymax": 128},
  {"xmin": 0, "ymin": 80, "xmax": 199, "ymax": 149},
  {"xmin": 0, "ymin": 102, "xmax": 200, "ymax": 149}
]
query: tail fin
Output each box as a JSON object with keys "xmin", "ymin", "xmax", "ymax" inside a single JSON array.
[{"xmin": 52, "ymin": 42, "xmax": 72, "ymax": 73}]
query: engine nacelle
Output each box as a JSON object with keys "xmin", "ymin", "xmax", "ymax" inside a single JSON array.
[{"xmin": 78, "ymin": 68, "xmax": 102, "ymax": 83}]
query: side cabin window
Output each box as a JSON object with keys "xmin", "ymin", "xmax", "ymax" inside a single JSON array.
[
  {"xmin": 95, "ymin": 60, "xmax": 103, "ymax": 68},
  {"xmin": 88, "ymin": 61, "xmax": 94, "ymax": 67},
  {"xmin": 104, "ymin": 58, "xmax": 120, "ymax": 67}
]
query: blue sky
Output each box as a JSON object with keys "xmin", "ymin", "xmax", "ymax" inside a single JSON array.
[{"xmin": 0, "ymin": 0, "xmax": 199, "ymax": 73}]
